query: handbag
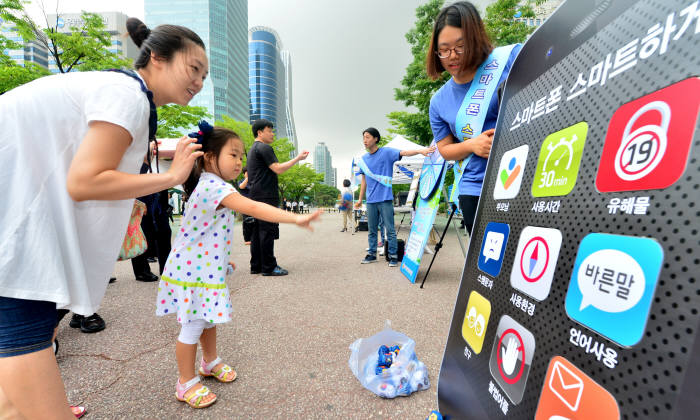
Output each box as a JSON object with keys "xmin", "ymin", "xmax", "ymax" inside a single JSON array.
[{"xmin": 118, "ymin": 200, "xmax": 148, "ymax": 261}]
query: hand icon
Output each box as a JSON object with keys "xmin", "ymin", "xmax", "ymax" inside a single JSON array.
[{"xmin": 501, "ymin": 336, "xmax": 520, "ymax": 375}]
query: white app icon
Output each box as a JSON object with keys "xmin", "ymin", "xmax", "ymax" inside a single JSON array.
[
  {"xmin": 549, "ymin": 360, "xmax": 584, "ymax": 411},
  {"xmin": 493, "ymin": 144, "xmax": 529, "ymax": 199},
  {"xmin": 510, "ymin": 226, "xmax": 563, "ymax": 301},
  {"xmin": 482, "ymin": 231, "xmax": 505, "ymax": 263}
]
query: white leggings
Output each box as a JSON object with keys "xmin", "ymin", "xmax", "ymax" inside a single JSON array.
[{"xmin": 178, "ymin": 319, "xmax": 216, "ymax": 345}]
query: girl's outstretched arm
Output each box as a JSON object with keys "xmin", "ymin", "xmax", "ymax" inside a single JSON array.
[
  {"xmin": 66, "ymin": 121, "xmax": 203, "ymax": 201},
  {"xmin": 220, "ymin": 193, "xmax": 321, "ymax": 231}
]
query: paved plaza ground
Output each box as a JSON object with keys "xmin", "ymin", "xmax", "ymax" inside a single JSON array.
[{"xmin": 56, "ymin": 210, "xmax": 470, "ymax": 419}]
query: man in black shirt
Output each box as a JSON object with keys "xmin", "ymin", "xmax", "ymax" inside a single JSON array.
[{"xmin": 247, "ymin": 119, "xmax": 309, "ymax": 276}]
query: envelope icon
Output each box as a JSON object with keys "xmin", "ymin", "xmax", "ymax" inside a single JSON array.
[{"xmin": 548, "ymin": 360, "xmax": 584, "ymax": 411}]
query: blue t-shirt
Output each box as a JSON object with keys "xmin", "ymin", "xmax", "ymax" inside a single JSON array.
[
  {"xmin": 429, "ymin": 44, "xmax": 522, "ymax": 196},
  {"xmin": 359, "ymin": 147, "xmax": 402, "ymax": 204}
]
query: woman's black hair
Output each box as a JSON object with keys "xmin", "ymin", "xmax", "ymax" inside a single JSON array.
[
  {"xmin": 126, "ymin": 18, "xmax": 206, "ymax": 70},
  {"xmin": 426, "ymin": 1, "xmax": 493, "ymax": 80},
  {"xmin": 183, "ymin": 125, "xmax": 244, "ymax": 197},
  {"xmin": 363, "ymin": 127, "xmax": 381, "ymax": 144},
  {"xmin": 343, "ymin": 179, "xmax": 351, "ymax": 187}
]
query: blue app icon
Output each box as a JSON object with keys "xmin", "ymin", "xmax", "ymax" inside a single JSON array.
[
  {"xmin": 478, "ymin": 222, "xmax": 510, "ymax": 277},
  {"xmin": 565, "ymin": 233, "xmax": 664, "ymax": 347}
]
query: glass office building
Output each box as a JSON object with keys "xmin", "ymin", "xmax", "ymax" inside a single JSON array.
[
  {"xmin": 314, "ymin": 142, "xmax": 335, "ymax": 187},
  {"xmin": 249, "ymin": 27, "xmax": 297, "ymax": 154},
  {"xmin": 145, "ymin": 0, "xmax": 249, "ymax": 122},
  {"xmin": 0, "ymin": 19, "xmax": 49, "ymax": 69}
]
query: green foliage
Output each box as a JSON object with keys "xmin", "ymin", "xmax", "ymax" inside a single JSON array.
[
  {"xmin": 310, "ymin": 183, "xmax": 340, "ymax": 207},
  {"xmin": 279, "ymin": 163, "xmax": 323, "ymax": 202},
  {"xmin": 484, "ymin": 0, "xmax": 537, "ymax": 46},
  {"xmin": 156, "ymin": 104, "xmax": 211, "ymax": 138},
  {"xmin": 1, "ymin": 3, "xmax": 133, "ymax": 93},
  {"xmin": 216, "ymin": 116, "xmax": 318, "ymax": 199},
  {"xmin": 0, "ymin": 61, "xmax": 49, "ymax": 93},
  {"xmin": 387, "ymin": 0, "xmax": 447, "ymax": 146},
  {"xmin": 36, "ymin": 11, "xmax": 132, "ymax": 72}
]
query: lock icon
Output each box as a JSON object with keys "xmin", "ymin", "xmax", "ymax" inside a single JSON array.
[{"xmin": 613, "ymin": 100, "xmax": 671, "ymax": 181}]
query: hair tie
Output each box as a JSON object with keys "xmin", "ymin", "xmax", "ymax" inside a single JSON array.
[{"xmin": 188, "ymin": 120, "xmax": 214, "ymax": 145}]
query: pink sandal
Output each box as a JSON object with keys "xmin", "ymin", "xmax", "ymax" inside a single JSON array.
[
  {"xmin": 199, "ymin": 356, "xmax": 237, "ymax": 383},
  {"xmin": 175, "ymin": 376, "xmax": 217, "ymax": 409},
  {"xmin": 71, "ymin": 405, "xmax": 86, "ymax": 418}
]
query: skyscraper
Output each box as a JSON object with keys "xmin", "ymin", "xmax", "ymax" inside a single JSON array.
[
  {"xmin": 46, "ymin": 12, "xmax": 139, "ymax": 73},
  {"xmin": 249, "ymin": 27, "xmax": 297, "ymax": 154},
  {"xmin": 314, "ymin": 142, "xmax": 334, "ymax": 187},
  {"xmin": 145, "ymin": 0, "xmax": 249, "ymax": 122}
]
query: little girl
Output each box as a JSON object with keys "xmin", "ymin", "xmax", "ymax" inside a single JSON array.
[{"xmin": 156, "ymin": 121, "xmax": 320, "ymax": 408}]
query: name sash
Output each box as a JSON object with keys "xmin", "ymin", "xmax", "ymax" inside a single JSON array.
[
  {"xmin": 357, "ymin": 153, "xmax": 393, "ymax": 188},
  {"xmin": 449, "ymin": 44, "xmax": 517, "ymax": 203}
]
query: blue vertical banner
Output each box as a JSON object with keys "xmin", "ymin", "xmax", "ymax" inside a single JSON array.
[{"xmin": 400, "ymin": 164, "xmax": 446, "ymax": 283}]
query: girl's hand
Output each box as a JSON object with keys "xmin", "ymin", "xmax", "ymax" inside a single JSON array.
[
  {"xmin": 420, "ymin": 145, "xmax": 437, "ymax": 156},
  {"xmin": 167, "ymin": 136, "xmax": 203, "ymax": 184},
  {"xmin": 227, "ymin": 261, "xmax": 235, "ymax": 275},
  {"xmin": 471, "ymin": 129, "xmax": 495, "ymax": 158},
  {"xmin": 295, "ymin": 210, "xmax": 322, "ymax": 231}
]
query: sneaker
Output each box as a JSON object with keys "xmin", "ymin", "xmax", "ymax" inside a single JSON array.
[
  {"xmin": 262, "ymin": 266, "xmax": 289, "ymax": 276},
  {"xmin": 378, "ymin": 247, "xmax": 385, "ymax": 256},
  {"xmin": 388, "ymin": 258, "xmax": 399, "ymax": 267},
  {"xmin": 340, "ymin": 228, "xmax": 347, "ymax": 232},
  {"xmin": 361, "ymin": 255, "xmax": 377, "ymax": 264}
]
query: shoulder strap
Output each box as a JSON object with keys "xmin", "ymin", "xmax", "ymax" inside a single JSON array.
[{"xmin": 104, "ymin": 69, "xmax": 159, "ymax": 173}]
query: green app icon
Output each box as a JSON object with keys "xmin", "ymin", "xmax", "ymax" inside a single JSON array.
[{"xmin": 532, "ymin": 121, "xmax": 588, "ymax": 197}]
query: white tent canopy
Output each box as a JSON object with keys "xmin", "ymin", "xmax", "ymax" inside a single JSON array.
[{"xmin": 351, "ymin": 135, "xmax": 426, "ymax": 185}]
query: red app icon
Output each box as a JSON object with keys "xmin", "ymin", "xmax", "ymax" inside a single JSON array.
[{"xmin": 596, "ymin": 77, "xmax": 700, "ymax": 192}]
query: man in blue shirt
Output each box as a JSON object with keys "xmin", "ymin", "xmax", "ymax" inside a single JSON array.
[{"xmin": 355, "ymin": 127, "xmax": 434, "ymax": 266}]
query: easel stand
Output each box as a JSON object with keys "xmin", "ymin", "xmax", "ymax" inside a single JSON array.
[{"xmin": 420, "ymin": 202, "xmax": 458, "ymax": 289}]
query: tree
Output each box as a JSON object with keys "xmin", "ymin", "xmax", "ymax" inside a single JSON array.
[
  {"xmin": 0, "ymin": 0, "xmax": 51, "ymax": 93},
  {"xmin": 484, "ymin": 0, "xmax": 537, "ymax": 46},
  {"xmin": 278, "ymin": 164, "xmax": 323, "ymax": 203},
  {"xmin": 387, "ymin": 0, "xmax": 446, "ymax": 146},
  {"xmin": 215, "ymin": 116, "xmax": 317, "ymax": 199},
  {"xmin": 0, "ymin": 62, "xmax": 49, "ymax": 93},
  {"xmin": 156, "ymin": 104, "xmax": 211, "ymax": 138},
  {"xmin": 310, "ymin": 183, "xmax": 340, "ymax": 207},
  {"xmin": 31, "ymin": 11, "xmax": 132, "ymax": 73}
]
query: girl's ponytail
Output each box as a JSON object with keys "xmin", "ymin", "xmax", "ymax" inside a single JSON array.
[{"xmin": 183, "ymin": 120, "xmax": 242, "ymax": 196}]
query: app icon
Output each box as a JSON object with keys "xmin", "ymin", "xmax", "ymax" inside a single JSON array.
[
  {"xmin": 461, "ymin": 290, "xmax": 491, "ymax": 354},
  {"xmin": 535, "ymin": 356, "xmax": 620, "ymax": 420},
  {"xmin": 478, "ymin": 222, "xmax": 510, "ymax": 277},
  {"xmin": 489, "ymin": 315, "xmax": 536, "ymax": 404},
  {"xmin": 493, "ymin": 145, "xmax": 529, "ymax": 199},
  {"xmin": 596, "ymin": 78, "xmax": 700, "ymax": 192},
  {"xmin": 532, "ymin": 122, "xmax": 588, "ymax": 197},
  {"xmin": 510, "ymin": 226, "xmax": 562, "ymax": 301},
  {"xmin": 565, "ymin": 233, "xmax": 663, "ymax": 347}
]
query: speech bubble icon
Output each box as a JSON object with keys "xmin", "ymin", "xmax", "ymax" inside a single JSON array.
[
  {"xmin": 483, "ymin": 231, "xmax": 505, "ymax": 263},
  {"xmin": 577, "ymin": 249, "xmax": 645, "ymax": 312}
]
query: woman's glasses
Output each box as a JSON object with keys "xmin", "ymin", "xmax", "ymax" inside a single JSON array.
[{"xmin": 435, "ymin": 45, "xmax": 464, "ymax": 59}]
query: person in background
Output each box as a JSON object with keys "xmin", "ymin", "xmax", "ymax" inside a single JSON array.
[
  {"xmin": 355, "ymin": 127, "xmax": 434, "ymax": 267},
  {"xmin": 246, "ymin": 119, "xmax": 310, "ymax": 276},
  {"xmin": 338, "ymin": 179, "xmax": 356, "ymax": 232}
]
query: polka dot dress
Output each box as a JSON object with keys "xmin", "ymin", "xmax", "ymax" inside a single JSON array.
[{"xmin": 156, "ymin": 172, "xmax": 237, "ymax": 324}]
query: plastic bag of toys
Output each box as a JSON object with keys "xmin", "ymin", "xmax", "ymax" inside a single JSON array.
[{"xmin": 348, "ymin": 320, "xmax": 430, "ymax": 398}]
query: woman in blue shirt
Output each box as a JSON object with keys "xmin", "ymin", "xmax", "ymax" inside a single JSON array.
[{"xmin": 427, "ymin": 1, "xmax": 521, "ymax": 235}]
